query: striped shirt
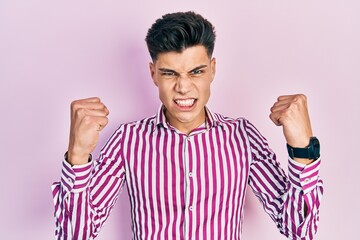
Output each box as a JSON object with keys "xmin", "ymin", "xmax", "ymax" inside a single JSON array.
[{"xmin": 52, "ymin": 106, "xmax": 323, "ymax": 240}]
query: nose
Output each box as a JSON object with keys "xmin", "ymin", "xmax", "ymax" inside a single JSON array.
[{"xmin": 175, "ymin": 74, "xmax": 192, "ymax": 94}]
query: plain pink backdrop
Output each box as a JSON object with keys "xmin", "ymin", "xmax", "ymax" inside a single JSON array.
[{"xmin": 1, "ymin": 0, "xmax": 359, "ymax": 239}]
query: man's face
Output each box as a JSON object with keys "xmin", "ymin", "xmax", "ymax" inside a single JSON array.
[{"xmin": 150, "ymin": 45, "xmax": 216, "ymax": 134}]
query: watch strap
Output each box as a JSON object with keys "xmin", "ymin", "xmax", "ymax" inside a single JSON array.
[
  {"xmin": 287, "ymin": 144, "xmax": 313, "ymax": 159},
  {"xmin": 287, "ymin": 137, "xmax": 320, "ymax": 160}
]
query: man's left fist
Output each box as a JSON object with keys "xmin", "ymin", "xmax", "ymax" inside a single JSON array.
[{"xmin": 270, "ymin": 94, "xmax": 313, "ymax": 148}]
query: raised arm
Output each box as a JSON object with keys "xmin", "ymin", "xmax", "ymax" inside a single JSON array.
[
  {"xmin": 247, "ymin": 94, "xmax": 323, "ymax": 239},
  {"xmin": 269, "ymin": 94, "xmax": 315, "ymax": 165},
  {"xmin": 52, "ymin": 98, "xmax": 126, "ymax": 239}
]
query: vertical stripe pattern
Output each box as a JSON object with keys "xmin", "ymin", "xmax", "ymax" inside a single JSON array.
[{"xmin": 52, "ymin": 106, "xmax": 323, "ymax": 239}]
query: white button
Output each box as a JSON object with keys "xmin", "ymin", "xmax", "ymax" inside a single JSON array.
[
  {"xmin": 304, "ymin": 178, "xmax": 311, "ymax": 183},
  {"xmin": 188, "ymin": 172, "xmax": 193, "ymax": 177},
  {"xmin": 189, "ymin": 206, "xmax": 193, "ymax": 211},
  {"xmin": 187, "ymin": 137, "xmax": 191, "ymax": 141},
  {"xmin": 67, "ymin": 178, "xmax": 72, "ymax": 183}
]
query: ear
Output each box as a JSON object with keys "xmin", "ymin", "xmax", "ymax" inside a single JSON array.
[
  {"xmin": 210, "ymin": 57, "xmax": 216, "ymax": 82},
  {"xmin": 149, "ymin": 62, "xmax": 158, "ymax": 87}
]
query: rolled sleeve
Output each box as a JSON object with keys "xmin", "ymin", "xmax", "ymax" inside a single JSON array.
[
  {"xmin": 288, "ymin": 157, "xmax": 321, "ymax": 194},
  {"xmin": 60, "ymin": 160, "xmax": 93, "ymax": 193}
]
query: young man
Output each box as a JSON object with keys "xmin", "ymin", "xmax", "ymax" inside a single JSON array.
[{"xmin": 52, "ymin": 11, "xmax": 323, "ymax": 240}]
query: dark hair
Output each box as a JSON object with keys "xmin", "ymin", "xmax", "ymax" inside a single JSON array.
[{"xmin": 145, "ymin": 11, "xmax": 216, "ymax": 61}]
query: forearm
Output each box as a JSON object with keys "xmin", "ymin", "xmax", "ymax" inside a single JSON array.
[
  {"xmin": 52, "ymin": 156, "xmax": 125, "ymax": 240},
  {"xmin": 52, "ymin": 160, "xmax": 94, "ymax": 239},
  {"xmin": 246, "ymin": 130, "xmax": 323, "ymax": 239},
  {"xmin": 281, "ymin": 158, "xmax": 323, "ymax": 239}
]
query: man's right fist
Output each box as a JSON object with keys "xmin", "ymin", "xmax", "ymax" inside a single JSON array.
[{"xmin": 67, "ymin": 97, "xmax": 109, "ymax": 165}]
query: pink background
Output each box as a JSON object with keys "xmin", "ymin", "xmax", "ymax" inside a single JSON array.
[{"xmin": 1, "ymin": 0, "xmax": 359, "ymax": 239}]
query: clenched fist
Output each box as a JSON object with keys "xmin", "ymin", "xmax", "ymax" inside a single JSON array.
[
  {"xmin": 270, "ymin": 94, "xmax": 314, "ymax": 164},
  {"xmin": 67, "ymin": 97, "xmax": 109, "ymax": 165}
]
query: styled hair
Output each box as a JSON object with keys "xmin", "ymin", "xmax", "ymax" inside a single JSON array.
[{"xmin": 145, "ymin": 11, "xmax": 216, "ymax": 61}]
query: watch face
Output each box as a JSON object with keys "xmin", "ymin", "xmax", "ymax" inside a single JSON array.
[{"xmin": 310, "ymin": 137, "xmax": 320, "ymax": 159}]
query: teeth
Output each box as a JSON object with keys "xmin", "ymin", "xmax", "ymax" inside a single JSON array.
[{"xmin": 175, "ymin": 99, "xmax": 195, "ymax": 107}]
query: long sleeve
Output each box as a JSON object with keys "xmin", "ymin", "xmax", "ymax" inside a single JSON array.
[
  {"xmin": 51, "ymin": 126, "xmax": 126, "ymax": 240},
  {"xmin": 245, "ymin": 120, "xmax": 323, "ymax": 240}
]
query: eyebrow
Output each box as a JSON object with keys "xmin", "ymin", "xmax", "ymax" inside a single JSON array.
[
  {"xmin": 188, "ymin": 65, "xmax": 208, "ymax": 73},
  {"xmin": 159, "ymin": 64, "xmax": 208, "ymax": 74},
  {"xmin": 159, "ymin": 68, "xmax": 177, "ymax": 73}
]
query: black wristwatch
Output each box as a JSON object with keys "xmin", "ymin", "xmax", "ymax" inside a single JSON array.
[{"xmin": 287, "ymin": 137, "xmax": 320, "ymax": 160}]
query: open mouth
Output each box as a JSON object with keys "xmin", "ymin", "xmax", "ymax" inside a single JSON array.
[{"xmin": 174, "ymin": 98, "xmax": 197, "ymax": 107}]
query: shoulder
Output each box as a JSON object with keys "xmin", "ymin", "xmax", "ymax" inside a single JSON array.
[
  {"xmin": 212, "ymin": 112, "xmax": 251, "ymax": 127},
  {"xmin": 212, "ymin": 112, "xmax": 265, "ymax": 138},
  {"xmin": 103, "ymin": 115, "xmax": 156, "ymax": 149}
]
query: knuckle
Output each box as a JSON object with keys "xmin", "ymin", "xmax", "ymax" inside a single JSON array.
[
  {"xmin": 291, "ymin": 98, "xmax": 301, "ymax": 107},
  {"xmin": 292, "ymin": 96, "xmax": 299, "ymax": 103},
  {"xmin": 82, "ymin": 115, "xmax": 93, "ymax": 124},
  {"xmin": 295, "ymin": 94, "xmax": 306, "ymax": 102},
  {"xmin": 71, "ymin": 100, "xmax": 79, "ymax": 110},
  {"xmin": 300, "ymin": 94, "xmax": 307, "ymax": 102},
  {"xmin": 287, "ymin": 103, "xmax": 297, "ymax": 112},
  {"xmin": 290, "ymin": 95, "xmax": 306, "ymax": 109},
  {"xmin": 299, "ymin": 93, "xmax": 306, "ymax": 99},
  {"xmin": 71, "ymin": 99, "xmax": 85, "ymax": 111},
  {"xmin": 76, "ymin": 108, "xmax": 86, "ymax": 116}
]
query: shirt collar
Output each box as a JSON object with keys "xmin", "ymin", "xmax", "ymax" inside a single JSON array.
[{"xmin": 154, "ymin": 105, "xmax": 222, "ymax": 132}]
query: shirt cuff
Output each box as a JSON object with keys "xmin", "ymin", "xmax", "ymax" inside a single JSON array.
[
  {"xmin": 60, "ymin": 159, "xmax": 93, "ymax": 193},
  {"xmin": 288, "ymin": 157, "xmax": 321, "ymax": 194}
]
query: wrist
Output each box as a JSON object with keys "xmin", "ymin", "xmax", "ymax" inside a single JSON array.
[{"xmin": 286, "ymin": 133, "xmax": 313, "ymax": 148}]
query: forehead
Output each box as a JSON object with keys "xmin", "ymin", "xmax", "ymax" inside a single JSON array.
[{"xmin": 154, "ymin": 45, "xmax": 211, "ymax": 70}]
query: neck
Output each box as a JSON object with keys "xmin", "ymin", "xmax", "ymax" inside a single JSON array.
[{"xmin": 165, "ymin": 109, "xmax": 206, "ymax": 135}]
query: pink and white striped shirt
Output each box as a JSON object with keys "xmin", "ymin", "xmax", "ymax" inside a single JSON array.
[{"xmin": 52, "ymin": 106, "xmax": 323, "ymax": 240}]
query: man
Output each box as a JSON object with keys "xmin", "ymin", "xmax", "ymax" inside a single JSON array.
[{"xmin": 52, "ymin": 11, "xmax": 323, "ymax": 240}]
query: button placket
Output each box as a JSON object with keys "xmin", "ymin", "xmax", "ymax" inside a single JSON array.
[
  {"xmin": 182, "ymin": 135, "xmax": 192, "ymax": 237},
  {"xmin": 184, "ymin": 134, "xmax": 196, "ymax": 238}
]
